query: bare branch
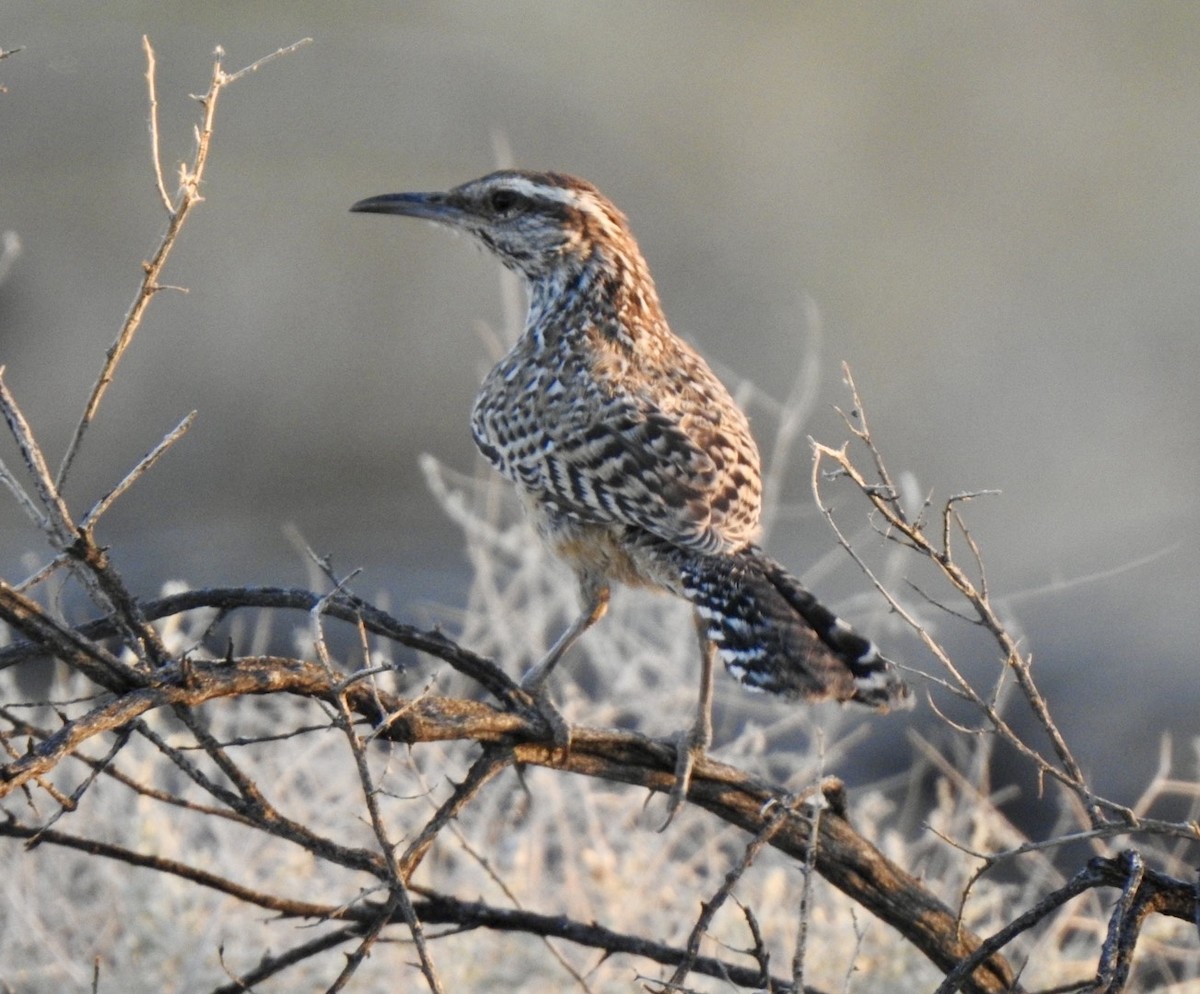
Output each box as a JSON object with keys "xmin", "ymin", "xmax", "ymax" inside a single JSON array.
[
  {"xmin": 0, "ymin": 579, "xmax": 139, "ymax": 690},
  {"xmin": 0, "ymin": 642, "xmax": 1019, "ymax": 992},
  {"xmin": 0, "ymin": 819, "xmax": 341, "ymax": 918},
  {"xmin": 213, "ymin": 924, "xmax": 365, "ymax": 994},
  {"xmin": 811, "ymin": 365, "xmax": 1107, "ymax": 826},
  {"xmin": 55, "ymin": 37, "xmax": 308, "ymax": 488},
  {"xmin": 1094, "ymin": 850, "xmax": 1145, "ymax": 993},
  {"xmin": 793, "ymin": 785, "xmax": 825, "ymax": 990},
  {"xmin": 222, "ymin": 37, "xmax": 313, "ymax": 85},
  {"xmin": 142, "ymin": 36, "xmax": 172, "ymax": 211},
  {"xmin": 663, "ymin": 790, "xmax": 800, "ymax": 990},
  {"xmin": 0, "ymin": 585, "xmax": 523, "ymax": 705},
  {"xmin": 81, "ymin": 410, "xmax": 196, "ymax": 529},
  {"xmin": 0, "ymin": 368, "xmax": 76, "ymax": 541},
  {"xmin": 933, "ymin": 861, "xmax": 1105, "ymax": 994},
  {"xmin": 314, "ymin": 597, "xmax": 446, "ymax": 994},
  {"xmin": 398, "ymin": 746, "xmax": 512, "ymax": 880}
]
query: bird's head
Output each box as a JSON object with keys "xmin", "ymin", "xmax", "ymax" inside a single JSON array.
[{"xmin": 351, "ymin": 170, "xmax": 646, "ymax": 285}]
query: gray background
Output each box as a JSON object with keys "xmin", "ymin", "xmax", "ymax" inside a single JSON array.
[{"xmin": 1, "ymin": 4, "xmax": 1197, "ymax": 812}]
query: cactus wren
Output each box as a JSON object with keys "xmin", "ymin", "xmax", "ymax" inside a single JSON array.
[{"xmin": 352, "ymin": 171, "xmax": 910, "ymax": 798}]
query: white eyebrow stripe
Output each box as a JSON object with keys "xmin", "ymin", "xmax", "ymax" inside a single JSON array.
[
  {"xmin": 492, "ymin": 177, "xmax": 623, "ymax": 239},
  {"xmin": 501, "ymin": 176, "xmax": 581, "ymax": 206}
]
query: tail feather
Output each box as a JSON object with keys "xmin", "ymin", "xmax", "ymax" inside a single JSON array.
[{"xmin": 680, "ymin": 546, "xmax": 912, "ymax": 711}]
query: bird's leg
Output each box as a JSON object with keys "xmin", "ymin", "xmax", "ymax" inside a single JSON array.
[
  {"xmin": 521, "ymin": 582, "xmax": 610, "ymax": 690},
  {"xmin": 660, "ymin": 612, "xmax": 716, "ymax": 830},
  {"xmin": 520, "ymin": 581, "xmax": 610, "ymax": 754}
]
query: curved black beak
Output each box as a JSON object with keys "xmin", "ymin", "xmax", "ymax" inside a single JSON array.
[{"xmin": 349, "ymin": 191, "xmax": 456, "ymax": 222}]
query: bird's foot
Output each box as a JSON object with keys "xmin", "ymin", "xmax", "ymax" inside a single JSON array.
[
  {"xmin": 658, "ymin": 720, "xmax": 710, "ymax": 832},
  {"xmin": 520, "ymin": 684, "xmax": 572, "ymax": 763}
]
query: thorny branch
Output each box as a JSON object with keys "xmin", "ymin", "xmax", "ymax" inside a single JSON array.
[
  {"xmin": 0, "ymin": 635, "xmax": 1016, "ymax": 992},
  {"xmin": 661, "ymin": 789, "xmax": 803, "ymax": 991},
  {"xmin": 808, "ymin": 362, "xmax": 1200, "ymax": 992},
  {"xmin": 811, "ymin": 364, "xmax": 1121, "ymax": 830},
  {"xmin": 312, "ymin": 600, "xmax": 445, "ymax": 994},
  {"xmin": 3, "ymin": 609, "xmax": 1197, "ymax": 991},
  {"xmin": 55, "ymin": 36, "xmax": 311, "ymax": 488},
  {"xmin": 0, "ymin": 812, "xmax": 823, "ymax": 992}
]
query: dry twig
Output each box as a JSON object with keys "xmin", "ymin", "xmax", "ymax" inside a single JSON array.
[{"xmin": 55, "ymin": 36, "xmax": 311, "ymax": 488}]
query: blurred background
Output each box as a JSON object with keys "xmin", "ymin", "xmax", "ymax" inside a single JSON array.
[{"xmin": 1, "ymin": 4, "xmax": 1197, "ymax": 821}]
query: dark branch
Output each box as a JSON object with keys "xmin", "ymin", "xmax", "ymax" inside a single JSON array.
[{"xmin": 0, "ymin": 585, "xmax": 519, "ymax": 703}]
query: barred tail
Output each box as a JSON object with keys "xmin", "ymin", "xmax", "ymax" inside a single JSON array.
[{"xmin": 679, "ymin": 546, "xmax": 912, "ymax": 711}]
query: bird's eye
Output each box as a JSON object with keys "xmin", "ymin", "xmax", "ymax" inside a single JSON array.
[{"xmin": 488, "ymin": 189, "xmax": 524, "ymax": 215}]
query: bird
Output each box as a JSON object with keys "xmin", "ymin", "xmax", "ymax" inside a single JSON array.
[{"xmin": 351, "ymin": 170, "xmax": 911, "ymax": 811}]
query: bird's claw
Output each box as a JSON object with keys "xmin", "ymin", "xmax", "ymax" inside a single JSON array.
[
  {"xmin": 521, "ymin": 685, "xmax": 572, "ymax": 763},
  {"xmin": 658, "ymin": 722, "xmax": 709, "ymax": 832}
]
